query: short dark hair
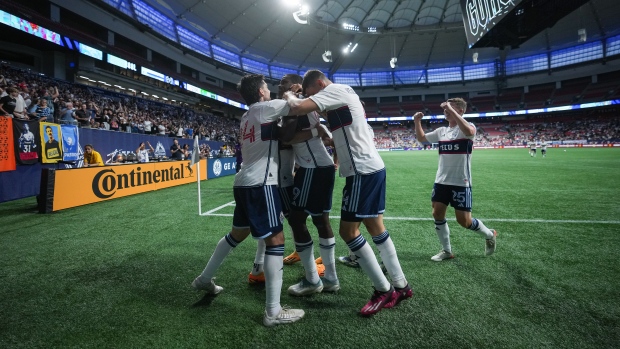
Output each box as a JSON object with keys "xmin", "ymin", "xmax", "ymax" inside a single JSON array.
[
  {"xmin": 284, "ymin": 74, "xmax": 303, "ymax": 85},
  {"xmin": 84, "ymin": 144, "xmax": 93, "ymax": 150},
  {"xmin": 302, "ymin": 70, "xmax": 327, "ymax": 92},
  {"xmin": 45, "ymin": 126, "xmax": 52, "ymax": 131},
  {"xmin": 237, "ymin": 74, "xmax": 265, "ymax": 105}
]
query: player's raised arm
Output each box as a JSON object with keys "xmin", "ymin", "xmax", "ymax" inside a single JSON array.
[
  {"xmin": 442, "ymin": 101, "xmax": 475, "ymax": 136},
  {"xmin": 413, "ymin": 112, "xmax": 429, "ymax": 143}
]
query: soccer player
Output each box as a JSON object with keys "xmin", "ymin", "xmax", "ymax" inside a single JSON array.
[
  {"xmin": 192, "ymin": 74, "xmax": 304, "ymax": 327},
  {"xmin": 529, "ymin": 140, "xmax": 537, "ymax": 157},
  {"xmin": 541, "ymin": 139, "xmax": 548, "ymax": 158},
  {"xmin": 413, "ymin": 98, "xmax": 497, "ymax": 262},
  {"xmin": 283, "ymin": 70, "xmax": 412, "ymax": 316},
  {"xmin": 249, "ymin": 74, "xmax": 331, "ymax": 286},
  {"xmin": 277, "ymin": 74, "xmax": 339, "ymax": 296}
]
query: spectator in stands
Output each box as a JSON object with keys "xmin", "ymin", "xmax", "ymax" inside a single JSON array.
[
  {"xmin": 39, "ymin": 86, "xmax": 59, "ymax": 118},
  {"xmin": 83, "ymin": 144, "xmax": 104, "ymax": 167},
  {"xmin": 59, "ymin": 102, "xmax": 77, "ymax": 125},
  {"xmin": 170, "ymin": 138, "xmax": 183, "ymax": 160},
  {"xmin": 0, "ymin": 87, "xmax": 19, "ymax": 118},
  {"xmin": 30, "ymin": 98, "xmax": 52, "ymax": 122},
  {"xmin": 136, "ymin": 141, "xmax": 154, "ymax": 163},
  {"xmin": 74, "ymin": 103, "xmax": 90, "ymax": 127},
  {"xmin": 181, "ymin": 143, "xmax": 190, "ymax": 159},
  {"xmin": 109, "ymin": 115, "xmax": 120, "ymax": 131},
  {"xmin": 143, "ymin": 117, "xmax": 153, "ymax": 135}
]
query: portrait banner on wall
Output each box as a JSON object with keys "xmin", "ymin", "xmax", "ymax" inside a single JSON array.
[
  {"xmin": 0, "ymin": 117, "xmax": 16, "ymax": 172},
  {"xmin": 12, "ymin": 119, "xmax": 40, "ymax": 165},
  {"xmin": 40, "ymin": 122, "xmax": 63, "ymax": 163},
  {"xmin": 61, "ymin": 124, "xmax": 79, "ymax": 162}
]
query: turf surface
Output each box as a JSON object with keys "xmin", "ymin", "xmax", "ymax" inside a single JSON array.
[{"xmin": 1, "ymin": 148, "xmax": 619, "ymax": 348}]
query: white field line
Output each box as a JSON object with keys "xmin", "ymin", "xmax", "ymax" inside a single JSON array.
[{"xmin": 201, "ymin": 202, "xmax": 620, "ymax": 224}]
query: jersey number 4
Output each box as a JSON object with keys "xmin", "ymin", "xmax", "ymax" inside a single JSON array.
[{"xmin": 242, "ymin": 122, "xmax": 255, "ymax": 143}]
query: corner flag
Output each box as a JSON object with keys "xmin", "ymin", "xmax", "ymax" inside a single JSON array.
[{"xmin": 190, "ymin": 136, "xmax": 200, "ymax": 167}]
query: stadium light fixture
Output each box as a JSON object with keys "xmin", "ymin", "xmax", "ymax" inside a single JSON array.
[
  {"xmin": 578, "ymin": 28, "xmax": 587, "ymax": 43},
  {"xmin": 293, "ymin": 4, "xmax": 310, "ymax": 24},
  {"xmin": 389, "ymin": 57, "xmax": 397, "ymax": 69},
  {"xmin": 322, "ymin": 50, "xmax": 332, "ymax": 62}
]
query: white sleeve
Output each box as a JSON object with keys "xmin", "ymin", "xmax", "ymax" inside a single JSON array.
[
  {"xmin": 425, "ymin": 128, "xmax": 440, "ymax": 143},
  {"xmin": 263, "ymin": 99, "xmax": 290, "ymax": 122},
  {"xmin": 309, "ymin": 85, "xmax": 347, "ymax": 112}
]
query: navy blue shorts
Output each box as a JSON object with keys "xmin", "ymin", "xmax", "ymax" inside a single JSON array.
[
  {"xmin": 278, "ymin": 185, "xmax": 294, "ymax": 217},
  {"xmin": 341, "ymin": 169, "xmax": 386, "ymax": 222},
  {"xmin": 233, "ymin": 185, "xmax": 284, "ymax": 239},
  {"xmin": 291, "ymin": 166, "xmax": 335, "ymax": 216},
  {"xmin": 431, "ymin": 183, "xmax": 472, "ymax": 212}
]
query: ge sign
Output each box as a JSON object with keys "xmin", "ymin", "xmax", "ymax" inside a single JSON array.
[{"xmin": 213, "ymin": 159, "xmax": 222, "ymax": 177}]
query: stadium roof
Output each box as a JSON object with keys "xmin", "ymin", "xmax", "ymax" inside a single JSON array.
[{"xmin": 129, "ymin": 0, "xmax": 620, "ymax": 74}]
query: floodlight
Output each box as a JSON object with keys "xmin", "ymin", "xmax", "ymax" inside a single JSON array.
[
  {"xmin": 322, "ymin": 50, "xmax": 332, "ymax": 63},
  {"xmin": 389, "ymin": 57, "xmax": 398, "ymax": 69}
]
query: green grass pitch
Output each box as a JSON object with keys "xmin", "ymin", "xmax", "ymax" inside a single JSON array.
[{"xmin": 1, "ymin": 148, "xmax": 619, "ymax": 348}]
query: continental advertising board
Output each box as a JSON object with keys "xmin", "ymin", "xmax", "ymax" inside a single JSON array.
[{"xmin": 47, "ymin": 160, "xmax": 206, "ymax": 212}]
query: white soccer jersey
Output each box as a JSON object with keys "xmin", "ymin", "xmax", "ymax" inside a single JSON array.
[
  {"xmin": 529, "ymin": 142, "xmax": 536, "ymax": 150},
  {"xmin": 278, "ymin": 143, "xmax": 295, "ymax": 188},
  {"xmin": 541, "ymin": 142, "xmax": 548, "ymax": 150},
  {"xmin": 292, "ymin": 112, "xmax": 334, "ymax": 168},
  {"xmin": 234, "ymin": 99, "xmax": 290, "ymax": 187},
  {"xmin": 309, "ymin": 83, "xmax": 383, "ymax": 177},
  {"xmin": 425, "ymin": 124, "xmax": 476, "ymax": 187}
]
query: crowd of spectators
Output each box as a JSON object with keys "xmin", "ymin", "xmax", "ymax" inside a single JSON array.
[
  {"xmin": 0, "ymin": 64, "xmax": 240, "ymax": 157},
  {"xmin": 372, "ymin": 115, "xmax": 620, "ymax": 149},
  {"xmin": 2, "ymin": 63, "xmax": 618, "ymax": 154}
]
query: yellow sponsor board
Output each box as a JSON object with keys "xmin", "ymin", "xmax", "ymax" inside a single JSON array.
[{"xmin": 52, "ymin": 160, "xmax": 206, "ymax": 211}]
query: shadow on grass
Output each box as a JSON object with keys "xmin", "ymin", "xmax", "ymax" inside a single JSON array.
[{"xmin": 191, "ymin": 293, "xmax": 219, "ymax": 308}]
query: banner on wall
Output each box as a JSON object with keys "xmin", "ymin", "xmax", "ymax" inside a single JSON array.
[
  {"xmin": 207, "ymin": 157, "xmax": 237, "ymax": 179},
  {"xmin": 45, "ymin": 160, "xmax": 207, "ymax": 211},
  {"xmin": 61, "ymin": 124, "xmax": 79, "ymax": 161},
  {"xmin": 40, "ymin": 122, "xmax": 63, "ymax": 163},
  {"xmin": 0, "ymin": 117, "xmax": 16, "ymax": 172},
  {"xmin": 13, "ymin": 119, "xmax": 40, "ymax": 165}
]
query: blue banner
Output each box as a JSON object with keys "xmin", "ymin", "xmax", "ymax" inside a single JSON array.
[
  {"xmin": 207, "ymin": 157, "xmax": 237, "ymax": 179},
  {"xmin": 61, "ymin": 125, "xmax": 79, "ymax": 161}
]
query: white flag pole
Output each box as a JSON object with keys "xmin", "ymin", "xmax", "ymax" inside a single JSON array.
[{"xmin": 190, "ymin": 136, "xmax": 202, "ymax": 215}]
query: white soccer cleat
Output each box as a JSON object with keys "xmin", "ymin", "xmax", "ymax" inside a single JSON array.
[
  {"xmin": 288, "ymin": 277, "xmax": 324, "ymax": 296},
  {"xmin": 320, "ymin": 277, "xmax": 341, "ymax": 292},
  {"xmin": 191, "ymin": 277, "xmax": 223, "ymax": 295},
  {"xmin": 263, "ymin": 307, "xmax": 305, "ymax": 327},
  {"xmin": 431, "ymin": 250, "xmax": 454, "ymax": 262},
  {"xmin": 485, "ymin": 230, "xmax": 497, "ymax": 256}
]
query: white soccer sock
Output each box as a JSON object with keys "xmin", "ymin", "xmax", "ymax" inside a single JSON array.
[
  {"xmin": 319, "ymin": 237, "xmax": 337, "ymax": 282},
  {"xmin": 435, "ymin": 220, "xmax": 451, "ymax": 253},
  {"xmin": 347, "ymin": 235, "xmax": 391, "ymax": 292},
  {"xmin": 252, "ymin": 239, "xmax": 266, "ymax": 275},
  {"xmin": 372, "ymin": 231, "xmax": 407, "ymax": 289},
  {"xmin": 198, "ymin": 233, "xmax": 238, "ymax": 282},
  {"xmin": 264, "ymin": 245, "xmax": 284, "ymax": 318},
  {"xmin": 296, "ymin": 241, "xmax": 320, "ymax": 284},
  {"xmin": 468, "ymin": 218, "xmax": 494, "ymax": 239}
]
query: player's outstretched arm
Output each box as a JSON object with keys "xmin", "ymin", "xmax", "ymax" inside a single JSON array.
[{"xmin": 283, "ymin": 91, "xmax": 320, "ymax": 116}]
